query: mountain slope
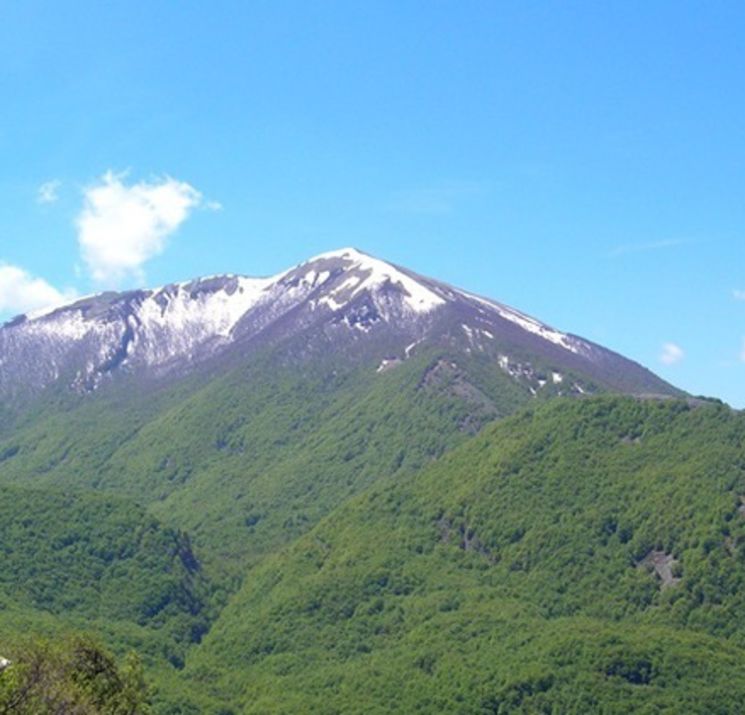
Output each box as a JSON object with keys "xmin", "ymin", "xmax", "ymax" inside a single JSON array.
[
  {"xmin": 0, "ymin": 484, "xmax": 212, "ymax": 670},
  {"xmin": 0, "ymin": 348, "xmax": 530, "ymax": 571},
  {"xmin": 182, "ymin": 396, "xmax": 745, "ymax": 713},
  {"xmin": 0, "ymin": 249, "xmax": 692, "ymax": 712},
  {"xmin": 0, "ymin": 248, "xmax": 678, "ymax": 405},
  {"xmin": 0, "ymin": 248, "xmax": 679, "ymax": 573}
]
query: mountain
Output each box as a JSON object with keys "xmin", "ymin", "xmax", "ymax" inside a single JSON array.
[
  {"xmin": 0, "ymin": 248, "xmax": 676, "ymax": 403},
  {"xmin": 0, "ymin": 485, "xmax": 209, "ymax": 668},
  {"xmin": 0, "ymin": 248, "xmax": 699, "ymax": 713},
  {"xmin": 0, "ymin": 248, "xmax": 680, "ymax": 575},
  {"xmin": 183, "ymin": 396, "xmax": 745, "ymax": 714}
]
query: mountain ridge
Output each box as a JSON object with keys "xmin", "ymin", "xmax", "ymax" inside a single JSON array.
[
  {"xmin": 0, "ymin": 247, "xmax": 680, "ymax": 402},
  {"xmin": 2, "ymin": 251, "xmax": 740, "ymax": 715}
]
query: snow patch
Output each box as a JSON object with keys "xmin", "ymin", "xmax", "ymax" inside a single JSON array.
[
  {"xmin": 152, "ymin": 276, "xmax": 271, "ymax": 338},
  {"xmin": 457, "ymin": 289, "xmax": 583, "ymax": 355},
  {"xmin": 24, "ymin": 310, "xmax": 91, "ymax": 341},
  {"xmin": 405, "ymin": 340, "xmax": 422, "ymax": 357},
  {"xmin": 377, "ymin": 358, "xmax": 401, "ymax": 373},
  {"xmin": 307, "ymin": 248, "xmax": 445, "ymax": 314},
  {"xmin": 319, "ymin": 294, "xmax": 346, "ymax": 312}
]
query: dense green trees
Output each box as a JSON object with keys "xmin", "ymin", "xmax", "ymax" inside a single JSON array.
[
  {"xmin": 0, "ymin": 636, "xmax": 149, "ymax": 714},
  {"xmin": 0, "ymin": 486, "xmax": 211, "ymax": 670},
  {"xmin": 2, "ymin": 342, "xmax": 745, "ymax": 712},
  {"xmin": 184, "ymin": 397, "xmax": 745, "ymax": 712}
]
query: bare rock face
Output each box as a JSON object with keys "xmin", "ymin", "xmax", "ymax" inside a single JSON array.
[
  {"xmin": 0, "ymin": 248, "xmax": 679, "ymax": 402},
  {"xmin": 638, "ymin": 550, "xmax": 682, "ymax": 589}
]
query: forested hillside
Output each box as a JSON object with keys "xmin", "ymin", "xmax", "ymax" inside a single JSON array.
[
  {"xmin": 0, "ymin": 256, "xmax": 729, "ymax": 714},
  {"xmin": 0, "ymin": 485, "xmax": 211, "ymax": 671},
  {"xmin": 0, "ymin": 347, "xmax": 538, "ymax": 711},
  {"xmin": 0, "ymin": 349, "xmax": 532, "ymax": 572},
  {"xmin": 180, "ymin": 397, "xmax": 745, "ymax": 713}
]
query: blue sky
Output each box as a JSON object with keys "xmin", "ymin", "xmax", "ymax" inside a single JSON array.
[{"xmin": 1, "ymin": 1, "xmax": 743, "ymax": 406}]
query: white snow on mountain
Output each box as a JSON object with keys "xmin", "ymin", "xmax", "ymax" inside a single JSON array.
[
  {"xmin": 0, "ymin": 247, "xmax": 613, "ymax": 396},
  {"xmin": 141, "ymin": 277, "xmax": 273, "ymax": 339},
  {"xmin": 307, "ymin": 248, "xmax": 446, "ymax": 314},
  {"xmin": 456, "ymin": 288, "xmax": 585, "ymax": 355}
]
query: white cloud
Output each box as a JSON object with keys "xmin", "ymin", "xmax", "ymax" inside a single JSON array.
[
  {"xmin": 733, "ymin": 289, "xmax": 745, "ymax": 301},
  {"xmin": 205, "ymin": 199, "xmax": 223, "ymax": 212},
  {"xmin": 0, "ymin": 263, "xmax": 74, "ymax": 317},
  {"xmin": 37, "ymin": 179, "xmax": 61, "ymax": 204},
  {"xmin": 76, "ymin": 171, "xmax": 203, "ymax": 285},
  {"xmin": 740, "ymin": 338, "xmax": 745, "ymax": 363},
  {"xmin": 659, "ymin": 342, "xmax": 684, "ymax": 365}
]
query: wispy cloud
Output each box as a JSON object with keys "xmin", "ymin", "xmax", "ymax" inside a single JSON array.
[
  {"xmin": 610, "ymin": 239, "xmax": 689, "ymax": 257},
  {"xmin": 733, "ymin": 289, "xmax": 745, "ymax": 301},
  {"xmin": 0, "ymin": 263, "xmax": 75, "ymax": 317},
  {"xmin": 659, "ymin": 342, "xmax": 684, "ymax": 366},
  {"xmin": 76, "ymin": 171, "xmax": 205, "ymax": 286},
  {"xmin": 386, "ymin": 181, "xmax": 486, "ymax": 215},
  {"xmin": 37, "ymin": 179, "xmax": 61, "ymax": 204}
]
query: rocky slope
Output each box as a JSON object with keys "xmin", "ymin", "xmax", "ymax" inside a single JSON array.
[{"xmin": 0, "ymin": 248, "xmax": 678, "ymax": 401}]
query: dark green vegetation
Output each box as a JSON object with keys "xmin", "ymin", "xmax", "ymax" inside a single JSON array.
[
  {"xmin": 172, "ymin": 396, "xmax": 745, "ymax": 713},
  {"xmin": 0, "ymin": 635, "xmax": 150, "ymax": 713},
  {"xmin": 1, "ymin": 345, "xmax": 743, "ymax": 712},
  {"xmin": 0, "ymin": 349, "xmax": 535, "ymax": 709},
  {"xmin": 0, "ymin": 485, "xmax": 210, "ymax": 670},
  {"xmin": 0, "ymin": 350, "xmax": 531, "ymax": 571}
]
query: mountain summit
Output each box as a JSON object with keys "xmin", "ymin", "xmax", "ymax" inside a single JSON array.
[
  {"xmin": 4, "ymin": 249, "xmax": 735, "ymax": 715},
  {"xmin": 0, "ymin": 247, "xmax": 677, "ymax": 399}
]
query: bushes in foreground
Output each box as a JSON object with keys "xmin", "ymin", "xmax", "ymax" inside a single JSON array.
[{"xmin": 0, "ymin": 636, "xmax": 150, "ymax": 714}]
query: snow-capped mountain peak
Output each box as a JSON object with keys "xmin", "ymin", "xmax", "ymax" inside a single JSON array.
[
  {"xmin": 0, "ymin": 248, "xmax": 676, "ymax": 399},
  {"xmin": 295, "ymin": 247, "xmax": 445, "ymax": 314}
]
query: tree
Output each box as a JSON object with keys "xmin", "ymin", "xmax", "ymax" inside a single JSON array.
[{"xmin": 0, "ymin": 636, "xmax": 151, "ymax": 714}]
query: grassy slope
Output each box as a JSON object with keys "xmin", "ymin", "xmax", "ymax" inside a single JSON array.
[{"xmin": 182, "ymin": 397, "xmax": 745, "ymax": 713}]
